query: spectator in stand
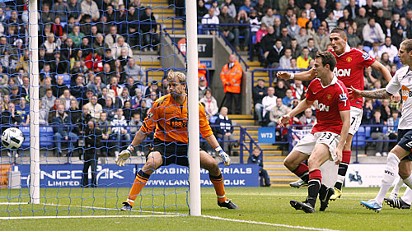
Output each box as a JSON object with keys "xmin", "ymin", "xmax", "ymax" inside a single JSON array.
[
  {"xmin": 52, "ymin": 103, "xmax": 78, "ymax": 157},
  {"xmin": 198, "ymin": 60, "xmax": 207, "ymax": 85},
  {"xmin": 104, "ymin": 25, "xmax": 121, "ymax": 49},
  {"xmin": 325, "ymin": 11, "xmax": 337, "ymax": 32},
  {"xmin": 1, "ymin": 102, "xmax": 22, "ymax": 131},
  {"xmin": 290, "ymin": 80, "xmax": 306, "ymax": 100},
  {"xmin": 249, "ymin": 9, "xmax": 260, "ymax": 38},
  {"xmin": 218, "ymin": 6, "xmax": 237, "ymax": 49},
  {"xmin": 129, "ymin": 112, "xmax": 143, "ymax": 137},
  {"xmin": 144, "ymin": 80, "xmax": 161, "ymax": 98},
  {"xmin": 279, "ymin": 48, "xmax": 292, "ymax": 69},
  {"xmin": 295, "ymin": 28, "xmax": 310, "ymax": 49},
  {"xmin": 81, "ymin": 0, "xmax": 100, "ymax": 22},
  {"xmin": 289, "ymin": 38, "xmax": 301, "ymax": 60},
  {"xmin": 15, "ymin": 97, "xmax": 29, "ymax": 126},
  {"xmin": 201, "ymin": 7, "xmax": 219, "ymax": 35},
  {"xmin": 236, "ymin": 10, "xmax": 250, "ymax": 52},
  {"xmin": 84, "ymin": 52, "xmax": 103, "ymax": 73},
  {"xmin": 221, "ymin": 0, "xmax": 236, "ymax": 19},
  {"xmin": 261, "ymin": 8, "xmax": 276, "ymax": 27},
  {"xmin": 282, "ymin": 89, "xmax": 294, "ymax": 108},
  {"xmin": 83, "ymin": 94, "xmax": 103, "ymax": 120},
  {"xmin": 68, "ymin": 25, "xmax": 85, "ymax": 47},
  {"xmin": 392, "ymin": 0, "xmax": 407, "ymax": 17},
  {"xmin": 313, "ymin": 25, "xmax": 329, "ymax": 51},
  {"xmin": 111, "ymin": 108, "xmax": 131, "ymax": 158},
  {"xmin": 369, "ymin": 42, "xmax": 383, "ymax": 61},
  {"xmin": 362, "ymin": 98, "xmax": 374, "ymax": 125},
  {"xmin": 299, "ymin": 108, "xmax": 316, "ymax": 128},
  {"xmin": 124, "ymin": 58, "xmax": 145, "ymax": 82},
  {"xmin": 286, "ymin": 14, "xmax": 300, "ymax": 38},
  {"xmin": 198, "ymin": 76, "xmax": 209, "ymax": 100},
  {"xmin": 380, "ymin": 37, "xmax": 399, "ymax": 63},
  {"xmin": 140, "ymin": 6, "xmax": 159, "ymax": 51},
  {"xmin": 200, "ymin": 89, "xmax": 218, "ymax": 120},
  {"xmin": 70, "ymin": 74, "xmax": 87, "ymax": 101},
  {"xmin": 370, "ymin": 110, "xmax": 389, "ymax": 157},
  {"xmin": 274, "ymin": 79, "xmax": 287, "ymax": 99},
  {"xmin": 145, "ymin": 91, "xmax": 159, "ymax": 108},
  {"xmin": 252, "ymin": 78, "xmax": 266, "ymax": 125},
  {"xmin": 344, "ymin": 0, "xmax": 359, "ymax": 20},
  {"xmin": 261, "ymin": 87, "xmax": 277, "ymax": 126},
  {"xmin": 268, "ymin": 98, "xmax": 291, "ymax": 127},
  {"xmin": 67, "ymin": 98, "xmax": 81, "ymax": 124},
  {"xmin": 214, "ymin": 107, "xmax": 238, "ymax": 156},
  {"xmin": 296, "ymin": 47, "xmax": 312, "ymax": 69},
  {"xmin": 107, "ymin": 76, "xmax": 123, "ymax": 98},
  {"xmin": 297, "ymin": 11, "xmax": 309, "ymax": 29},
  {"xmin": 265, "ymin": 39, "xmax": 284, "ymax": 68},
  {"xmin": 220, "ymin": 54, "xmax": 243, "ymax": 114},
  {"xmin": 247, "ymin": 147, "xmax": 271, "ymax": 187},
  {"xmin": 111, "ymin": 36, "xmax": 133, "ymax": 59},
  {"xmin": 387, "ymin": 110, "xmax": 400, "ymax": 150},
  {"xmin": 347, "ymin": 25, "xmax": 361, "ymax": 48},
  {"xmin": 362, "ymin": 18, "xmax": 385, "ymax": 49},
  {"xmin": 60, "ymin": 89, "xmax": 76, "ymax": 110},
  {"xmin": 354, "ymin": 7, "xmax": 368, "ymax": 33},
  {"xmin": 379, "ymin": 99, "xmax": 393, "ymax": 123},
  {"xmin": 119, "ymin": 88, "xmax": 132, "ymax": 108},
  {"xmin": 259, "ymin": 26, "xmax": 276, "ymax": 64},
  {"xmin": 41, "ymin": 88, "xmax": 57, "ymax": 110}
]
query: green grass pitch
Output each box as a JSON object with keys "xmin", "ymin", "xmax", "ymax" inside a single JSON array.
[{"xmin": 0, "ymin": 187, "xmax": 411, "ymax": 231}]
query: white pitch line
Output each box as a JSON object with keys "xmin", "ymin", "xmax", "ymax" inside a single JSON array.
[
  {"xmin": 201, "ymin": 215, "xmax": 338, "ymax": 231},
  {"xmin": 0, "ymin": 214, "xmax": 179, "ymax": 220}
]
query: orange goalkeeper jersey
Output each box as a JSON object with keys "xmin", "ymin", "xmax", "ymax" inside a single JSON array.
[{"xmin": 139, "ymin": 94, "xmax": 213, "ymax": 143}]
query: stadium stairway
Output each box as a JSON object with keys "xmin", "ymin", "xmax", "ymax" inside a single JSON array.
[{"xmin": 230, "ymin": 114, "xmax": 295, "ymax": 187}]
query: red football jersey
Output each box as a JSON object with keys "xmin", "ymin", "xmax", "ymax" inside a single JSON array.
[
  {"xmin": 306, "ymin": 77, "xmax": 350, "ymax": 134},
  {"xmin": 328, "ymin": 46, "xmax": 375, "ymax": 109}
]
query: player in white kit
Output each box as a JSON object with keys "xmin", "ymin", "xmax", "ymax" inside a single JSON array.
[{"xmin": 351, "ymin": 39, "xmax": 412, "ymax": 212}]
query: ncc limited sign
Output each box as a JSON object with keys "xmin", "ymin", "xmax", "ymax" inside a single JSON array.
[
  {"xmin": 258, "ymin": 127, "xmax": 276, "ymax": 144},
  {"xmin": 15, "ymin": 164, "xmax": 259, "ymax": 188}
]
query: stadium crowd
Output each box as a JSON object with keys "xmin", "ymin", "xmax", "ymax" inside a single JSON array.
[{"xmin": 0, "ymin": 0, "xmax": 409, "ymax": 158}]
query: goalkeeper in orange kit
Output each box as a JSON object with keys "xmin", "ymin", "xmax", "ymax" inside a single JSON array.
[{"xmin": 115, "ymin": 70, "xmax": 238, "ymax": 210}]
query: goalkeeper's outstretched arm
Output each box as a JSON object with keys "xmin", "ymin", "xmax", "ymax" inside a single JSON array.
[
  {"xmin": 204, "ymin": 134, "xmax": 231, "ymax": 166},
  {"xmin": 115, "ymin": 131, "xmax": 147, "ymax": 166}
]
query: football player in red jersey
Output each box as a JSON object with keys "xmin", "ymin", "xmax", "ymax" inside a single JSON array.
[
  {"xmin": 279, "ymin": 51, "xmax": 350, "ymax": 213},
  {"xmin": 278, "ymin": 28, "xmax": 393, "ymax": 200}
]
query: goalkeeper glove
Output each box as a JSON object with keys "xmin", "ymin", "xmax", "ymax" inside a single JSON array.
[
  {"xmin": 115, "ymin": 145, "xmax": 134, "ymax": 166},
  {"xmin": 215, "ymin": 146, "xmax": 231, "ymax": 166}
]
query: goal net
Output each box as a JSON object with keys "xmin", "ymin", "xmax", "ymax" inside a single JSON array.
[{"xmin": 0, "ymin": 0, "xmax": 197, "ymax": 218}]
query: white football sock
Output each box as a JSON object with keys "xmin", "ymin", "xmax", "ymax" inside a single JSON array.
[
  {"xmin": 401, "ymin": 187, "xmax": 412, "ymax": 205},
  {"xmin": 390, "ymin": 177, "xmax": 404, "ymax": 196},
  {"xmin": 402, "ymin": 174, "xmax": 412, "ymax": 189},
  {"xmin": 375, "ymin": 153, "xmax": 400, "ymax": 204}
]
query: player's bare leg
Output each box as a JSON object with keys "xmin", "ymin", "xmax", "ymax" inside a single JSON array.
[
  {"xmin": 330, "ymin": 133, "xmax": 353, "ymax": 200},
  {"xmin": 284, "ymin": 150, "xmax": 310, "ymax": 184},
  {"xmin": 121, "ymin": 152, "xmax": 163, "ymax": 211},
  {"xmin": 290, "ymin": 144, "xmax": 330, "ymax": 213},
  {"xmin": 200, "ymin": 150, "xmax": 237, "ymax": 209}
]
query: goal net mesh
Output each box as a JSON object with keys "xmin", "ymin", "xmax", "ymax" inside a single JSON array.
[{"xmin": 0, "ymin": 0, "xmax": 191, "ymax": 217}]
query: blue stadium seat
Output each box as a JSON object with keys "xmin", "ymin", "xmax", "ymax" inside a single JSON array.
[
  {"xmin": 352, "ymin": 126, "xmax": 365, "ymax": 148},
  {"xmin": 39, "ymin": 126, "xmax": 54, "ymax": 148},
  {"xmin": 365, "ymin": 126, "xmax": 371, "ymax": 139},
  {"xmin": 19, "ymin": 126, "xmax": 30, "ymax": 149}
]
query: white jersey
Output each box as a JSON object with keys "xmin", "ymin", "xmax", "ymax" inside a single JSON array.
[{"xmin": 386, "ymin": 66, "xmax": 412, "ymax": 130}]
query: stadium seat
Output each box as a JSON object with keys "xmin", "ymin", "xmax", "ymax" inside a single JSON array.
[
  {"xmin": 352, "ymin": 126, "xmax": 365, "ymax": 148},
  {"xmin": 365, "ymin": 126, "xmax": 371, "ymax": 139},
  {"xmin": 39, "ymin": 126, "xmax": 54, "ymax": 148},
  {"xmin": 19, "ymin": 126, "xmax": 30, "ymax": 149}
]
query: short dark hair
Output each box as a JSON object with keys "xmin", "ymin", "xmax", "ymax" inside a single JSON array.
[
  {"xmin": 330, "ymin": 27, "xmax": 347, "ymax": 40},
  {"xmin": 316, "ymin": 51, "xmax": 336, "ymax": 71}
]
